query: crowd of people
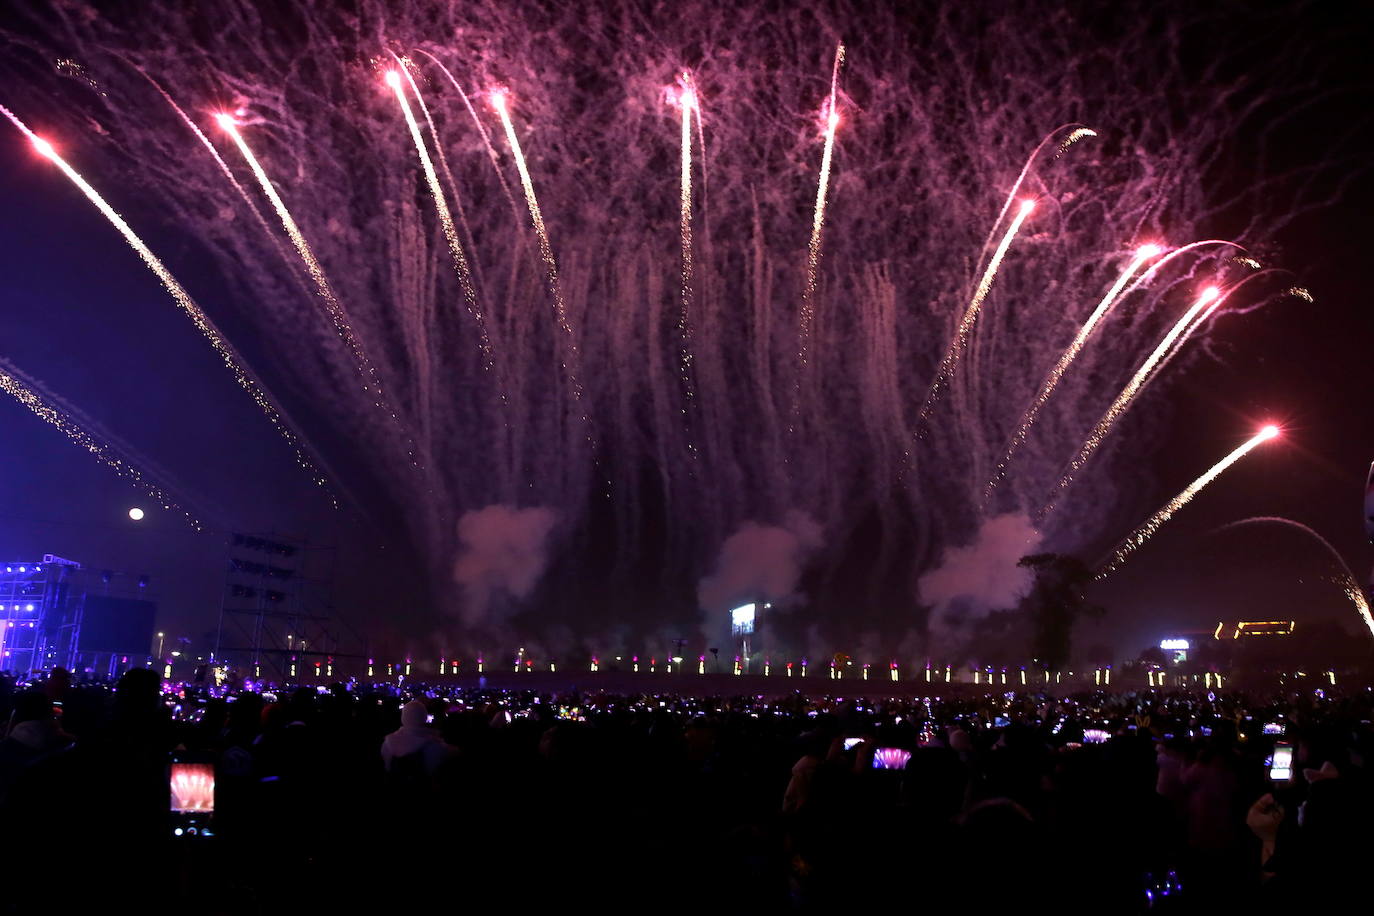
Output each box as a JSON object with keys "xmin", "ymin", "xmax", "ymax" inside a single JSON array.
[{"xmin": 1, "ymin": 668, "xmax": 1370, "ymax": 911}]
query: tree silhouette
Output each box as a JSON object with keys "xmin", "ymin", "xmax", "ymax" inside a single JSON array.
[{"xmin": 1017, "ymin": 553, "xmax": 1105, "ymax": 670}]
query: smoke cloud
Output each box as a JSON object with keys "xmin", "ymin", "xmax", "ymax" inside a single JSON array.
[
  {"xmin": 453, "ymin": 505, "xmax": 558, "ymax": 627},
  {"xmin": 918, "ymin": 512, "xmax": 1042, "ymax": 642},
  {"xmin": 698, "ymin": 511, "xmax": 823, "ymax": 614}
]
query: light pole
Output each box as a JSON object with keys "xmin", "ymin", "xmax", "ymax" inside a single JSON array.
[{"xmin": 156, "ymin": 632, "xmax": 165, "ymax": 659}]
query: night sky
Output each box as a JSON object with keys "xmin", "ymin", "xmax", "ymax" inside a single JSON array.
[{"xmin": 1, "ymin": 1, "xmax": 1371, "ymax": 663}]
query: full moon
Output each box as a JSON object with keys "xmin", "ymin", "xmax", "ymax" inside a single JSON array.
[{"xmin": 128, "ymin": 507, "xmax": 145, "ymax": 521}]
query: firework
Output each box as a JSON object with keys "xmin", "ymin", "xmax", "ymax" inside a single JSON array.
[
  {"xmin": 414, "ymin": 49, "xmax": 521, "ymax": 221},
  {"xmin": 678, "ymin": 76, "xmax": 698, "ymax": 443},
  {"xmin": 385, "ymin": 69, "xmax": 494, "ymax": 370},
  {"xmin": 1055, "ymin": 127, "xmax": 1097, "ymax": 158},
  {"xmin": 123, "ymin": 64, "xmax": 299, "ymax": 276},
  {"xmin": 974, "ymin": 124, "xmax": 1093, "ymax": 275},
  {"xmin": 1096, "ymin": 425, "xmax": 1280, "ymax": 578},
  {"xmin": 792, "ymin": 44, "xmax": 845, "ymax": 431},
  {"xmin": 0, "ymin": 357, "xmax": 206, "ymax": 529},
  {"xmin": 985, "ymin": 243, "xmax": 1163, "ymax": 500},
  {"xmin": 1041, "ymin": 285, "xmax": 1222, "ymax": 518},
  {"xmin": 0, "ymin": 103, "xmax": 331, "ymax": 496},
  {"xmin": 918, "ymin": 198, "xmax": 1035, "ymax": 426},
  {"xmin": 491, "ymin": 89, "xmax": 587, "ymax": 413},
  {"xmin": 213, "ymin": 113, "xmax": 386, "ymax": 408}
]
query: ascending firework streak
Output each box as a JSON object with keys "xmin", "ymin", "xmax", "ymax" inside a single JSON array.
[
  {"xmin": 985, "ymin": 243, "xmax": 1163, "ymax": 501},
  {"xmin": 414, "ymin": 49, "xmax": 521, "ymax": 221},
  {"xmin": 918, "ymin": 199, "xmax": 1035, "ymax": 425},
  {"xmin": 122, "ymin": 64, "xmax": 301, "ymax": 278},
  {"xmin": 791, "ymin": 44, "xmax": 845, "ymax": 433},
  {"xmin": 0, "ymin": 104, "xmax": 332, "ymax": 496},
  {"xmin": 490, "ymin": 89, "xmax": 589, "ymax": 417},
  {"xmin": 974, "ymin": 124, "xmax": 1093, "ymax": 276},
  {"xmin": 0, "ymin": 357, "xmax": 206, "ymax": 530},
  {"xmin": 678, "ymin": 75, "xmax": 698, "ymax": 436},
  {"xmin": 385, "ymin": 70, "xmax": 494, "ymax": 370},
  {"xmin": 1095, "ymin": 425, "xmax": 1280, "ymax": 578},
  {"xmin": 1040, "ymin": 284, "xmax": 1224, "ymax": 519},
  {"xmin": 213, "ymin": 114, "xmax": 388, "ymax": 412}
]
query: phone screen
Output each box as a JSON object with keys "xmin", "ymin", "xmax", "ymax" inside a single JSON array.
[
  {"xmin": 872, "ymin": 747, "xmax": 912, "ymax": 770},
  {"xmin": 843, "ymin": 737, "xmax": 863, "ymax": 751},
  {"xmin": 1270, "ymin": 744, "xmax": 1293, "ymax": 782},
  {"xmin": 170, "ymin": 762, "xmax": 215, "ymax": 813}
]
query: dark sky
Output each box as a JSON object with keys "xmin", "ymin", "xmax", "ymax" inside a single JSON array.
[{"xmin": 0, "ymin": 2, "xmax": 1371, "ymax": 663}]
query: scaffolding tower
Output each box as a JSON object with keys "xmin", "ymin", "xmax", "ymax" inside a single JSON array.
[{"xmin": 213, "ymin": 532, "xmax": 342, "ymax": 679}]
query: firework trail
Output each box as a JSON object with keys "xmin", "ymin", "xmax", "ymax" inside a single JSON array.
[
  {"xmin": 0, "ymin": 103, "xmax": 333, "ymax": 496},
  {"xmin": 918, "ymin": 199, "xmax": 1035, "ymax": 426},
  {"xmin": 121, "ymin": 63, "xmax": 300, "ymax": 277},
  {"xmin": 414, "ymin": 49, "xmax": 522, "ymax": 222},
  {"xmin": 792, "ymin": 44, "xmax": 845, "ymax": 433},
  {"xmin": 1055, "ymin": 127, "xmax": 1097, "ymax": 159},
  {"xmin": 214, "ymin": 115, "xmax": 399, "ymax": 420},
  {"xmin": 1211, "ymin": 516, "xmax": 1374, "ymax": 640},
  {"xmin": 491, "ymin": 89, "xmax": 589, "ymax": 416},
  {"xmin": 1040, "ymin": 284, "xmax": 1223, "ymax": 518},
  {"xmin": 677, "ymin": 76, "xmax": 699, "ymax": 452},
  {"xmin": 0, "ymin": 357, "xmax": 207, "ymax": 529},
  {"xmin": 385, "ymin": 70, "xmax": 495, "ymax": 373},
  {"xmin": 1096, "ymin": 425, "xmax": 1279, "ymax": 578},
  {"xmin": 974, "ymin": 124, "xmax": 1092, "ymax": 275},
  {"xmin": 985, "ymin": 243, "xmax": 1163, "ymax": 502}
]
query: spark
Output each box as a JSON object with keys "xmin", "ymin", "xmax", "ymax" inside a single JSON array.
[
  {"xmin": 1234, "ymin": 256, "xmax": 1263, "ymax": 269},
  {"xmin": 1288, "ymin": 286, "xmax": 1313, "ymax": 302},
  {"xmin": 918, "ymin": 199, "xmax": 1036, "ymax": 425},
  {"xmin": 1212, "ymin": 517, "xmax": 1374, "ymax": 640},
  {"xmin": 792, "ymin": 43, "xmax": 845, "ymax": 431},
  {"xmin": 0, "ymin": 358, "xmax": 204, "ymax": 530},
  {"xmin": 0, "ymin": 104, "xmax": 332, "ymax": 496},
  {"xmin": 491, "ymin": 88, "xmax": 589, "ymax": 417},
  {"xmin": 986, "ymin": 243, "xmax": 1164, "ymax": 500},
  {"xmin": 1041, "ymin": 285, "xmax": 1224, "ymax": 518},
  {"xmin": 1055, "ymin": 127, "xmax": 1097, "ymax": 158},
  {"xmin": 1096, "ymin": 425, "xmax": 1280, "ymax": 578},
  {"xmin": 385, "ymin": 68, "xmax": 495, "ymax": 371},
  {"xmin": 213, "ymin": 114, "xmax": 388, "ymax": 409}
]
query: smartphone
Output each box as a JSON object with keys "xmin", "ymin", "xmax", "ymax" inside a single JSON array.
[
  {"xmin": 1270, "ymin": 743, "xmax": 1293, "ymax": 782},
  {"xmin": 1262, "ymin": 722, "xmax": 1284, "ymax": 736},
  {"xmin": 843, "ymin": 737, "xmax": 864, "ymax": 751},
  {"xmin": 872, "ymin": 747, "xmax": 912, "ymax": 770},
  {"xmin": 993, "ymin": 716, "xmax": 1009, "ymax": 728},
  {"xmin": 169, "ymin": 752, "xmax": 215, "ymax": 838}
]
